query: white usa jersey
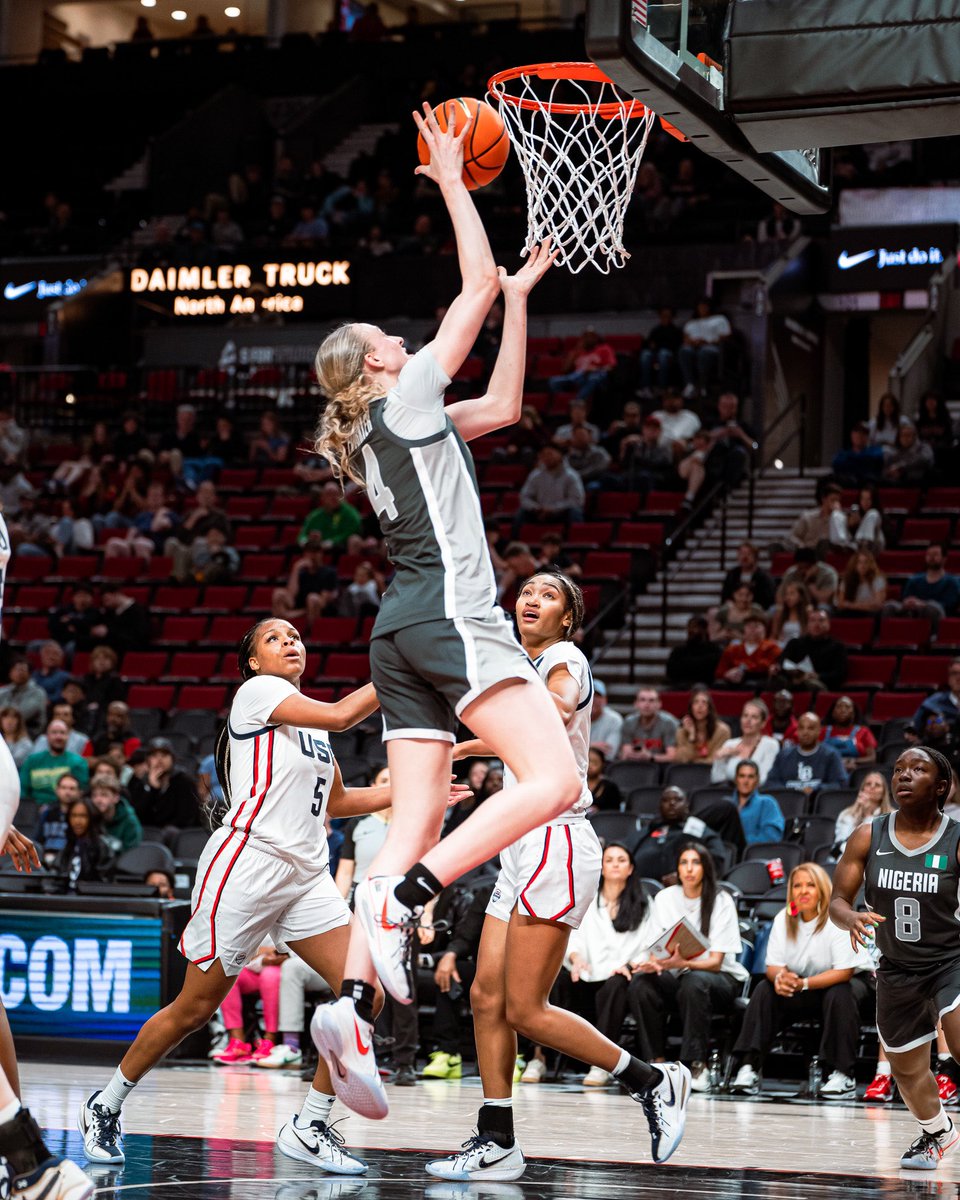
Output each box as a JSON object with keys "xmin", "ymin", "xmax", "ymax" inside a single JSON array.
[
  {"xmin": 503, "ymin": 641, "xmax": 593, "ymax": 820},
  {"xmin": 225, "ymin": 675, "xmax": 336, "ymax": 870},
  {"xmin": 0, "ymin": 512, "xmax": 10, "ymax": 638}
]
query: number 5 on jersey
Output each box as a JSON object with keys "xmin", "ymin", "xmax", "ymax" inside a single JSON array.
[
  {"xmin": 311, "ymin": 776, "xmax": 328, "ymax": 817},
  {"xmin": 362, "ymin": 444, "xmax": 398, "ymax": 521}
]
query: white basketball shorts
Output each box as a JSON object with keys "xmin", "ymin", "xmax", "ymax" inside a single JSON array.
[{"xmin": 486, "ymin": 819, "xmax": 602, "ymax": 930}]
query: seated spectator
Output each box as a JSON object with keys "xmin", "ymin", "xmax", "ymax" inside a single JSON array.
[
  {"xmin": 501, "ymin": 404, "xmax": 550, "ymax": 466},
  {"xmin": 756, "ymin": 202, "xmax": 802, "ymax": 244},
  {"xmin": 158, "ymin": 404, "xmax": 204, "ymax": 478},
  {"xmin": 207, "ymin": 415, "xmax": 248, "ymax": 466},
  {"xmin": 918, "ymin": 710, "xmax": 960, "ymax": 773},
  {"xmin": 566, "ymin": 425, "xmax": 612, "ymax": 486},
  {"xmin": 675, "ymin": 687, "xmax": 732, "ymax": 764},
  {"xmin": 33, "ymin": 700, "xmax": 90, "ymax": 757},
  {"xmin": 212, "ymin": 944, "xmax": 286, "ymax": 1065},
  {"xmin": 831, "ymin": 423, "xmax": 884, "ymax": 486},
  {"xmin": 721, "ymin": 542, "xmax": 776, "ymax": 611},
  {"xmin": 916, "ymin": 390, "xmax": 955, "ymax": 470},
  {"xmin": 55, "ymin": 797, "xmax": 116, "ymax": 890},
  {"xmin": 780, "ymin": 549, "xmax": 839, "ymax": 610},
  {"xmin": 628, "ymin": 841, "xmax": 745, "ymax": 1092},
  {"xmin": 0, "ymin": 407, "xmax": 29, "ymax": 465},
  {"xmin": 164, "ymin": 480, "xmax": 232, "ymax": 580},
  {"xmin": 619, "ymin": 416, "xmax": 675, "ymax": 493},
  {"xmin": 338, "ymin": 561, "xmax": 383, "ymax": 618},
  {"xmin": 49, "ymin": 585, "xmax": 105, "ymax": 653},
  {"xmin": 554, "ymin": 398, "xmax": 600, "ymax": 447},
  {"xmin": 249, "ymin": 411, "xmax": 291, "ymax": 466},
  {"xmin": 705, "ymin": 393, "xmax": 757, "ymax": 489},
  {"xmin": 559, "ymin": 844, "xmax": 652, "ymax": 1087},
  {"xmin": 81, "ymin": 645, "xmax": 127, "ymax": 731},
  {"xmin": 496, "ymin": 542, "xmax": 539, "ymax": 609},
  {"xmin": 775, "ymin": 607, "xmax": 848, "ymax": 694},
  {"xmin": 298, "ymin": 482, "xmax": 362, "ymax": 551},
  {"xmin": 867, "ymin": 392, "xmax": 911, "ymax": 448},
  {"xmin": 835, "ymin": 549, "xmax": 886, "ymax": 614},
  {"xmin": 210, "ymin": 206, "xmax": 244, "ymax": 250},
  {"xmin": 187, "ymin": 527, "xmax": 241, "ymax": 585},
  {"xmin": 679, "ymin": 297, "xmax": 731, "ymax": 399},
  {"xmin": 547, "ymin": 328, "xmax": 616, "ymax": 403},
  {"xmin": 633, "ymin": 788, "xmax": 727, "ymax": 883},
  {"xmin": 619, "ymin": 687, "xmax": 678, "ymax": 763},
  {"xmin": 35, "ymin": 772, "xmax": 83, "ymax": 863},
  {"xmin": 883, "ymin": 543, "xmax": 960, "ymax": 626},
  {"xmin": 535, "ymin": 532, "xmax": 582, "ymax": 579},
  {"xmin": 272, "ymin": 534, "xmax": 339, "ymax": 624},
  {"xmin": 0, "ymin": 659, "xmax": 48, "ymax": 737},
  {"xmin": 61, "ymin": 677, "xmax": 93, "ymax": 735},
  {"xmin": 0, "ymin": 705, "xmax": 33, "ymax": 767},
  {"xmin": 677, "ymin": 427, "xmax": 712, "ymax": 507},
  {"xmin": 652, "ymin": 389, "xmax": 701, "ymax": 457},
  {"xmin": 322, "ymin": 178, "xmax": 374, "ymax": 232},
  {"xmin": 90, "ymin": 777, "xmax": 143, "ymax": 855},
  {"xmin": 512, "ymin": 444, "xmax": 585, "ymax": 536},
  {"xmin": 715, "ymin": 582, "xmax": 765, "ymax": 641},
  {"xmin": 770, "ymin": 580, "xmax": 810, "ymax": 647},
  {"xmin": 765, "ymin": 689, "xmax": 799, "ymax": 744},
  {"xmin": 666, "ymin": 616, "xmax": 722, "ymax": 687},
  {"xmin": 284, "ymin": 203, "xmax": 328, "ymax": 247},
  {"xmin": 821, "ymin": 695, "xmax": 877, "ymax": 772},
  {"xmin": 882, "ymin": 421, "xmax": 934, "ymax": 483},
  {"xmin": 20, "ymin": 718, "xmax": 90, "ymax": 806},
  {"xmin": 714, "ymin": 613, "xmax": 782, "ymax": 688},
  {"xmin": 589, "ymin": 681, "xmax": 623, "ymax": 759},
  {"xmin": 113, "ymin": 411, "xmax": 150, "ymax": 464},
  {"xmin": 334, "ymin": 791, "xmax": 391, "ymax": 903},
  {"xmin": 639, "ymin": 308, "xmax": 683, "ymax": 397},
  {"xmin": 128, "ymin": 737, "xmax": 201, "ymax": 830},
  {"xmin": 198, "ymin": 746, "xmax": 224, "ymax": 821},
  {"xmin": 264, "ymin": 951, "xmax": 334, "ymax": 1069},
  {"xmin": 829, "ymin": 483, "xmax": 884, "ymax": 553},
  {"xmin": 907, "ymin": 659, "xmax": 960, "ymax": 742},
  {"xmin": 602, "ymin": 400, "xmax": 643, "ymax": 461},
  {"xmin": 725, "ymin": 759, "xmax": 785, "ymax": 843},
  {"xmin": 97, "ymin": 586, "xmax": 151, "ymax": 657},
  {"xmin": 785, "ymin": 484, "xmax": 842, "ymax": 554},
  {"xmin": 146, "ymin": 868, "xmax": 175, "ymax": 899},
  {"xmin": 586, "ymin": 747, "xmax": 623, "ymax": 812},
  {"xmin": 766, "ymin": 712, "xmax": 848, "ymax": 793},
  {"xmin": 730, "ymin": 863, "xmax": 870, "ymax": 1098},
  {"xmin": 711, "ymin": 700, "xmax": 780, "ymax": 786},
  {"xmin": 833, "ymin": 771, "xmax": 893, "ymax": 852}
]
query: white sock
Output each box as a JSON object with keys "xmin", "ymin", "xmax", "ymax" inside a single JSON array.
[
  {"xmin": 98, "ymin": 1068, "xmax": 137, "ymax": 1114},
  {"xmin": 297, "ymin": 1088, "xmax": 334, "ymax": 1128},
  {"xmin": 919, "ymin": 1107, "xmax": 951, "ymax": 1136},
  {"xmin": 876, "ymin": 1062, "xmax": 892, "ymax": 1077},
  {"xmin": 0, "ymin": 1098, "xmax": 20, "ymax": 1125},
  {"xmin": 610, "ymin": 1048, "xmax": 631, "ymax": 1077},
  {"xmin": 482, "ymin": 1096, "xmax": 513, "ymax": 1109}
]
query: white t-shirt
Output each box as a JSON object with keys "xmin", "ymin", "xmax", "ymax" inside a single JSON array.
[
  {"xmin": 765, "ymin": 908, "xmax": 863, "ymax": 976},
  {"xmin": 226, "ymin": 675, "xmax": 336, "ymax": 870},
  {"xmin": 382, "ymin": 346, "xmax": 449, "ymax": 440},
  {"xmin": 710, "ymin": 734, "xmax": 780, "ymax": 784},
  {"xmin": 503, "ymin": 640, "xmax": 592, "ymax": 819},
  {"xmin": 653, "ymin": 409, "xmax": 701, "ymax": 447},
  {"xmin": 647, "ymin": 884, "xmax": 747, "ymax": 980},
  {"xmin": 566, "ymin": 893, "xmax": 655, "ymax": 980},
  {"xmin": 683, "ymin": 314, "xmax": 731, "ymax": 344}
]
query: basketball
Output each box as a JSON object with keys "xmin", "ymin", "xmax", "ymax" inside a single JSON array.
[{"xmin": 417, "ymin": 96, "xmax": 509, "ymax": 191}]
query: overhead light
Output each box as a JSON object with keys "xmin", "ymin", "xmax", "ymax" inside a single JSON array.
[
  {"xmin": 65, "ymin": 393, "xmax": 76, "ymax": 405},
  {"xmin": 171, "ymin": 9, "xmax": 187, "ymax": 19},
  {"xmin": 141, "ymin": 0, "xmax": 157, "ymax": 7},
  {"xmin": 224, "ymin": 5, "xmax": 241, "ymax": 15}
]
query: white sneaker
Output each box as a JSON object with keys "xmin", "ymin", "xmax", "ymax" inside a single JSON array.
[
  {"xmin": 9, "ymin": 1156, "xmax": 95, "ymax": 1200},
  {"xmin": 901, "ymin": 1121, "xmax": 960, "ymax": 1169},
  {"xmin": 820, "ymin": 1070, "xmax": 856, "ymax": 1100},
  {"xmin": 425, "ymin": 1134, "xmax": 526, "ymax": 1181},
  {"xmin": 731, "ymin": 1063, "xmax": 760, "ymax": 1096},
  {"xmin": 631, "ymin": 1062, "xmax": 691, "ymax": 1164},
  {"xmin": 254, "ymin": 1043, "xmax": 303, "ymax": 1069},
  {"xmin": 277, "ymin": 1116, "xmax": 368, "ymax": 1175},
  {"xmin": 689, "ymin": 1064, "xmax": 712, "ymax": 1093},
  {"xmin": 353, "ymin": 876, "xmax": 416, "ymax": 1004},
  {"xmin": 311, "ymin": 997, "xmax": 389, "ymax": 1120},
  {"xmin": 77, "ymin": 1092, "xmax": 124, "ymax": 1164},
  {"xmin": 520, "ymin": 1058, "xmax": 546, "ymax": 1084},
  {"xmin": 583, "ymin": 1067, "xmax": 610, "ymax": 1087}
]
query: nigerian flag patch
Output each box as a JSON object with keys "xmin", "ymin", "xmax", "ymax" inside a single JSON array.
[{"xmin": 926, "ymin": 853, "xmax": 948, "ymax": 870}]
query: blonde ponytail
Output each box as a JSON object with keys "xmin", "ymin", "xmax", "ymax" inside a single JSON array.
[{"xmin": 313, "ymin": 324, "xmax": 382, "ymax": 484}]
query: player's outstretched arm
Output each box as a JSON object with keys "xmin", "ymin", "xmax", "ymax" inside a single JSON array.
[
  {"xmin": 448, "ymin": 239, "xmax": 556, "ymax": 442},
  {"xmin": 329, "ymin": 768, "xmax": 472, "ymax": 818},
  {"xmin": 415, "ymin": 103, "xmax": 500, "ymax": 379},
  {"xmin": 270, "ymin": 682, "xmax": 379, "ymax": 733},
  {"xmin": 829, "ymin": 823, "xmax": 885, "ymax": 951}
]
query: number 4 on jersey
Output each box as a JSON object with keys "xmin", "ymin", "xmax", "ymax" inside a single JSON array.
[{"xmin": 362, "ymin": 444, "xmax": 398, "ymax": 520}]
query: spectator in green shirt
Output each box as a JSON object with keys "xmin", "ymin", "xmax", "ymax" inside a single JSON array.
[
  {"xmin": 298, "ymin": 481, "xmax": 362, "ymax": 551},
  {"xmin": 90, "ymin": 777, "xmax": 143, "ymax": 853},
  {"xmin": 19, "ymin": 718, "xmax": 90, "ymax": 806}
]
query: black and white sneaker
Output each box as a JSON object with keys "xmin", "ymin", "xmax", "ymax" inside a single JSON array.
[
  {"xmin": 277, "ymin": 1117, "xmax": 367, "ymax": 1175},
  {"xmin": 630, "ymin": 1062, "xmax": 691, "ymax": 1164},
  {"xmin": 425, "ymin": 1134, "xmax": 526, "ymax": 1181},
  {"xmin": 7, "ymin": 1155, "xmax": 95, "ymax": 1199},
  {"xmin": 900, "ymin": 1121, "xmax": 960, "ymax": 1169},
  {"xmin": 77, "ymin": 1092, "xmax": 124, "ymax": 1165}
]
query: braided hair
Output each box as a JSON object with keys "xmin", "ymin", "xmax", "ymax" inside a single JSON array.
[
  {"xmin": 915, "ymin": 744, "xmax": 953, "ymax": 810},
  {"xmin": 518, "ymin": 569, "xmax": 585, "ymax": 640}
]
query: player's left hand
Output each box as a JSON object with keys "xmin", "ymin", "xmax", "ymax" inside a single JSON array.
[
  {"xmin": 413, "ymin": 103, "xmax": 470, "ymax": 188},
  {"xmin": 498, "ymin": 239, "xmax": 557, "ymax": 297},
  {"xmin": 0, "ymin": 825, "xmax": 41, "ymax": 873},
  {"xmin": 447, "ymin": 779, "xmax": 473, "ymax": 808}
]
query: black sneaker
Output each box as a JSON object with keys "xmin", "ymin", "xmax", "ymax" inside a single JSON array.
[{"xmin": 77, "ymin": 1092, "xmax": 124, "ymax": 1165}]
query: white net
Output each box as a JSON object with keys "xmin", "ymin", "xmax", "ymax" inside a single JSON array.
[{"xmin": 487, "ymin": 65, "xmax": 656, "ymax": 275}]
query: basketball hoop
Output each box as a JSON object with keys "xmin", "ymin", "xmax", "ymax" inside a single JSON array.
[{"xmin": 487, "ymin": 62, "xmax": 663, "ymax": 275}]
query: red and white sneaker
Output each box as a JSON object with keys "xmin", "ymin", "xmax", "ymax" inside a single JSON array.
[
  {"xmin": 311, "ymin": 996, "xmax": 389, "ymax": 1120},
  {"xmin": 250, "ymin": 1038, "xmax": 276, "ymax": 1063},
  {"xmin": 212, "ymin": 1038, "xmax": 252, "ymax": 1064},
  {"xmin": 938, "ymin": 1074, "xmax": 959, "ymax": 1105},
  {"xmin": 863, "ymin": 1073, "xmax": 895, "ymax": 1102},
  {"xmin": 353, "ymin": 875, "xmax": 417, "ymax": 1004}
]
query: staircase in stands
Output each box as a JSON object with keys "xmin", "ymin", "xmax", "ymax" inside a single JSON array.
[{"xmin": 597, "ymin": 468, "xmax": 828, "ymax": 707}]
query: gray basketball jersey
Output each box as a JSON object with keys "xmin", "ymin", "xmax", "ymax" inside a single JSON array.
[
  {"xmin": 348, "ymin": 354, "xmax": 496, "ymax": 637},
  {"xmin": 864, "ymin": 812, "xmax": 960, "ymax": 968}
]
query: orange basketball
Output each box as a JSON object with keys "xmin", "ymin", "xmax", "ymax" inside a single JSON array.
[{"xmin": 417, "ymin": 97, "xmax": 510, "ymax": 191}]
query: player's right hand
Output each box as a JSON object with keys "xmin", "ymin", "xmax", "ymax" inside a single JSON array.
[
  {"xmin": 413, "ymin": 103, "xmax": 469, "ymax": 188},
  {"xmin": 845, "ymin": 907, "xmax": 885, "ymax": 951}
]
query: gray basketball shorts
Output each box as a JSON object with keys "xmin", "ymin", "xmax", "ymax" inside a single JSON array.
[
  {"xmin": 370, "ymin": 609, "xmax": 538, "ymax": 743},
  {"xmin": 876, "ymin": 957, "xmax": 960, "ymax": 1054}
]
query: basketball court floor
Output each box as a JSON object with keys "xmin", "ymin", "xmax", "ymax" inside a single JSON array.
[{"xmin": 22, "ymin": 1060, "xmax": 960, "ymax": 1197}]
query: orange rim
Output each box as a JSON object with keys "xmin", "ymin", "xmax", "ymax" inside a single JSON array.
[{"xmin": 487, "ymin": 61, "xmax": 651, "ymax": 119}]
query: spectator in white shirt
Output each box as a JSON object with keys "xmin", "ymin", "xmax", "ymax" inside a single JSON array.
[
  {"xmin": 679, "ymin": 298, "xmax": 731, "ymax": 399},
  {"xmin": 710, "ymin": 698, "xmax": 780, "ymax": 785},
  {"xmin": 652, "ymin": 389, "xmax": 701, "ymax": 457},
  {"xmin": 589, "ymin": 681, "xmax": 623, "ymax": 759}
]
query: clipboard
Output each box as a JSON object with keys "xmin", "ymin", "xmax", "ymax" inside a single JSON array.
[{"xmin": 648, "ymin": 916, "xmax": 710, "ymax": 961}]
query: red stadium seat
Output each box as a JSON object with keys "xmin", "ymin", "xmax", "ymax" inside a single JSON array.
[
  {"xmin": 146, "ymin": 556, "xmax": 174, "ymax": 580},
  {"xmin": 827, "ymin": 617, "xmax": 875, "ymax": 648},
  {"xmin": 583, "ymin": 552, "xmax": 631, "ymax": 580},
  {"xmin": 120, "ymin": 651, "xmax": 168, "ymax": 681},
  {"xmin": 260, "ymin": 469, "xmax": 298, "ymax": 489},
  {"xmin": 614, "ymin": 523, "xmax": 666, "ymax": 548},
  {"xmin": 897, "ymin": 656, "xmax": 952, "ymax": 689},
  {"xmin": 567, "ymin": 522, "xmax": 613, "ymax": 548},
  {"xmin": 877, "ymin": 488, "xmax": 921, "ymax": 515},
  {"xmin": 218, "ymin": 469, "xmax": 259, "ymax": 491},
  {"xmin": 168, "ymin": 652, "xmax": 219, "ymax": 680},
  {"xmin": 101, "ymin": 557, "xmax": 145, "ymax": 581},
  {"xmin": 645, "ymin": 492, "xmax": 684, "ymax": 514},
  {"xmin": 8, "ymin": 557, "xmax": 50, "ymax": 581},
  {"xmin": 200, "ymin": 586, "xmax": 249, "ymax": 612},
  {"xmin": 248, "ymin": 585, "xmax": 276, "ymax": 610},
  {"xmin": 712, "ymin": 691, "xmax": 755, "ymax": 717},
  {"xmin": 11, "ymin": 616, "xmax": 48, "ymax": 643},
  {"xmin": 922, "ymin": 488, "xmax": 960, "ymax": 513},
  {"xmin": 900, "ymin": 518, "xmax": 952, "ymax": 546},
  {"xmin": 871, "ymin": 692, "xmax": 927, "ymax": 721},
  {"xmin": 158, "ymin": 616, "xmax": 208, "ymax": 645},
  {"xmin": 874, "ymin": 616, "xmax": 933, "ymax": 649},
  {"xmin": 934, "ymin": 618, "xmax": 960, "ymax": 649},
  {"xmin": 845, "ymin": 655, "xmax": 897, "ymax": 688},
  {"xmin": 235, "ymin": 525, "xmax": 278, "ymax": 550},
  {"xmin": 595, "ymin": 492, "xmax": 641, "ymax": 519},
  {"xmin": 483, "ymin": 464, "xmax": 528, "ymax": 488},
  {"xmin": 127, "ymin": 685, "xmax": 175, "ymax": 709},
  {"xmin": 226, "ymin": 496, "xmax": 269, "ymax": 520},
  {"xmin": 153, "ymin": 586, "xmax": 200, "ymax": 612},
  {"xmin": 878, "ymin": 550, "xmax": 925, "ymax": 577},
  {"xmin": 813, "ymin": 691, "xmax": 870, "ymax": 719},
  {"xmin": 239, "ymin": 554, "xmax": 285, "ymax": 581},
  {"xmin": 208, "ymin": 615, "xmax": 254, "ymax": 643},
  {"xmin": 271, "ymin": 496, "xmax": 312, "ymax": 521},
  {"xmin": 454, "ymin": 357, "xmax": 484, "ymax": 382},
  {"xmin": 323, "ymin": 653, "xmax": 370, "ymax": 683},
  {"xmin": 176, "ymin": 685, "xmax": 227, "ymax": 711},
  {"xmin": 54, "ymin": 556, "xmax": 98, "ymax": 580},
  {"xmin": 311, "ymin": 618, "xmax": 360, "ymax": 646},
  {"xmin": 11, "ymin": 586, "xmax": 57, "ymax": 612}
]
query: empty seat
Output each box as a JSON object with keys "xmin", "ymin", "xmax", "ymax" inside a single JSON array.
[
  {"xmin": 174, "ymin": 828, "xmax": 211, "ymax": 862},
  {"xmin": 116, "ymin": 841, "xmax": 177, "ymax": 880},
  {"xmin": 177, "ymin": 685, "xmax": 227, "ymax": 710},
  {"xmin": 875, "ymin": 617, "xmax": 932, "ymax": 649},
  {"xmin": 200, "ymin": 586, "xmax": 249, "ymax": 612},
  {"xmin": 845, "ymin": 656, "xmax": 897, "ymax": 688},
  {"xmin": 312, "ymin": 618, "xmax": 359, "ymax": 646},
  {"xmin": 613, "ymin": 523, "xmax": 666, "ymax": 548},
  {"xmin": 323, "ymin": 653, "xmax": 370, "ymax": 682},
  {"xmin": 209, "ymin": 616, "xmax": 255, "ymax": 643},
  {"xmin": 120, "ymin": 651, "xmax": 168, "ymax": 681},
  {"xmin": 897, "ymin": 656, "xmax": 951, "ymax": 689},
  {"xmin": 126, "ymin": 685, "xmax": 175, "ymax": 709},
  {"xmin": 587, "ymin": 811, "xmax": 643, "ymax": 852},
  {"xmin": 595, "ymin": 492, "xmax": 641, "ymax": 519},
  {"xmin": 871, "ymin": 691, "xmax": 927, "ymax": 721},
  {"xmin": 240, "ymin": 554, "xmax": 285, "ymax": 581},
  {"xmin": 607, "ymin": 762, "xmax": 661, "ymax": 792},
  {"xmin": 743, "ymin": 841, "xmax": 803, "ymax": 873},
  {"xmin": 828, "ymin": 617, "xmax": 875, "ymax": 648},
  {"xmin": 225, "ymin": 496, "xmax": 268, "ymax": 519},
  {"xmin": 663, "ymin": 763, "xmax": 713, "ymax": 792},
  {"xmin": 626, "ymin": 786, "xmax": 663, "ymax": 816},
  {"xmin": 159, "ymin": 616, "xmax": 208, "ymax": 644},
  {"xmin": 153, "ymin": 586, "xmax": 200, "ymax": 612},
  {"xmin": 167, "ymin": 652, "xmax": 219, "ymax": 680},
  {"xmin": 900, "ymin": 517, "xmax": 951, "ymax": 545}
]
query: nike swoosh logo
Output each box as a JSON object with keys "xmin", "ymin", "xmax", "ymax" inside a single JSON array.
[
  {"xmin": 662, "ymin": 1069, "xmax": 675, "ymax": 1106},
  {"xmin": 292, "ymin": 1129, "xmax": 319, "ymax": 1155},
  {"xmin": 4, "ymin": 281, "xmax": 36, "ymax": 300},
  {"xmin": 837, "ymin": 249, "xmax": 876, "ymax": 270},
  {"xmin": 380, "ymin": 892, "xmax": 397, "ymax": 931},
  {"xmin": 354, "ymin": 1020, "xmax": 371, "ymax": 1055},
  {"xmin": 876, "ymin": 849, "xmax": 895, "ymax": 856}
]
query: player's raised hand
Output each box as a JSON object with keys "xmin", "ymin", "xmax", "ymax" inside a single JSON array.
[
  {"xmin": 498, "ymin": 238, "xmax": 558, "ymax": 298},
  {"xmin": 413, "ymin": 103, "xmax": 470, "ymax": 188},
  {"xmin": 0, "ymin": 825, "xmax": 41, "ymax": 872}
]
